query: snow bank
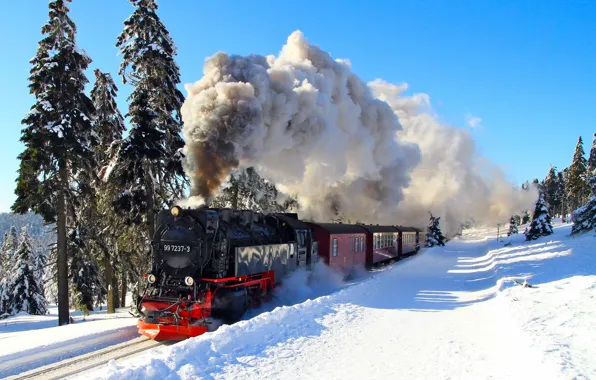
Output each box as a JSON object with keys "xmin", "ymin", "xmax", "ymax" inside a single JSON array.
[
  {"xmin": 86, "ymin": 221, "xmax": 595, "ymax": 379},
  {"xmin": 0, "ymin": 307, "xmax": 137, "ymax": 377}
]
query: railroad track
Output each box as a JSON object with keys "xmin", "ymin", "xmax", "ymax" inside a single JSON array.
[{"xmin": 5, "ymin": 336, "xmax": 172, "ymax": 380}]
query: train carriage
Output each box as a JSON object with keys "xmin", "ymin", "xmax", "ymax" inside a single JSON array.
[
  {"xmin": 396, "ymin": 226, "xmax": 419, "ymax": 256},
  {"xmin": 357, "ymin": 225, "xmax": 400, "ymax": 268},
  {"xmin": 307, "ymin": 222, "xmax": 367, "ymax": 277}
]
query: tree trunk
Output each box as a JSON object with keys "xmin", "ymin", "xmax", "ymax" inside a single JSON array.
[
  {"xmin": 120, "ymin": 271, "xmax": 127, "ymax": 307},
  {"xmin": 105, "ymin": 255, "xmax": 114, "ymax": 314},
  {"xmin": 57, "ymin": 165, "xmax": 69, "ymax": 326},
  {"xmin": 112, "ymin": 274, "xmax": 120, "ymax": 310}
]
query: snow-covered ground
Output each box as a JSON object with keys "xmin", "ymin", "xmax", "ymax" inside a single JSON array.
[
  {"xmin": 82, "ymin": 220, "xmax": 596, "ymax": 380},
  {"xmin": 0, "ymin": 305, "xmax": 138, "ymax": 377}
]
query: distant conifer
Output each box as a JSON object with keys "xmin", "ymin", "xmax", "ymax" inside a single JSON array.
[
  {"xmin": 5, "ymin": 228, "xmax": 48, "ymax": 315},
  {"xmin": 425, "ymin": 213, "xmax": 446, "ymax": 247},
  {"xmin": 525, "ymin": 193, "xmax": 554, "ymax": 240},
  {"xmin": 507, "ymin": 216, "xmax": 518, "ymax": 236},
  {"xmin": 566, "ymin": 137, "xmax": 589, "ymax": 211}
]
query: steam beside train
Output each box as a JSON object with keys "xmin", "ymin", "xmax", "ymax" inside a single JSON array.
[{"xmin": 137, "ymin": 206, "xmax": 424, "ymax": 341}]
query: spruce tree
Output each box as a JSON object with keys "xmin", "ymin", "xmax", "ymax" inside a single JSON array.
[
  {"xmin": 68, "ymin": 226, "xmax": 101, "ymax": 316},
  {"xmin": 588, "ymin": 133, "xmax": 596, "ymax": 177},
  {"xmin": 425, "ymin": 213, "xmax": 446, "ymax": 247},
  {"xmin": 90, "ymin": 69, "xmax": 126, "ymax": 314},
  {"xmin": 0, "ymin": 226, "xmax": 19, "ymax": 314},
  {"xmin": 566, "ymin": 136, "xmax": 589, "ymax": 212},
  {"xmin": 212, "ymin": 167, "xmax": 299, "ymax": 212},
  {"xmin": 525, "ymin": 193, "xmax": 554, "ymax": 241},
  {"xmin": 557, "ymin": 170, "xmax": 567, "ymax": 221},
  {"xmin": 507, "ymin": 216, "xmax": 518, "ymax": 236},
  {"xmin": 12, "ymin": 0, "xmax": 96, "ymax": 325},
  {"xmin": 543, "ymin": 166, "xmax": 561, "ymax": 216},
  {"xmin": 110, "ymin": 0, "xmax": 187, "ymax": 239},
  {"xmin": 5, "ymin": 227, "xmax": 48, "ymax": 315},
  {"xmin": 571, "ymin": 175, "xmax": 596, "ymax": 235}
]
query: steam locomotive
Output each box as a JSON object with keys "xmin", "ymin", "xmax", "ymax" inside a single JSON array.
[{"xmin": 137, "ymin": 206, "xmax": 423, "ymax": 341}]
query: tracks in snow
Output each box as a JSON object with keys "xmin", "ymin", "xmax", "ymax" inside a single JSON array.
[{"xmin": 4, "ymin": 336, "xmax": 172, "ymax": 380}]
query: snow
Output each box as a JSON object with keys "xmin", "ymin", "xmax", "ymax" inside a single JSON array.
[
  {"xmin": 0, "ymin": 305, "xmax": 137, "ymax": 377},
  {"xmin": 82, "ymin": 220, "xmax": 596, "ymax": 380}
]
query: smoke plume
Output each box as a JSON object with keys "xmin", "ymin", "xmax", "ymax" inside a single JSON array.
[
  {"xmin": 179, "ymin": 30, "xmax": 536, "ymax": 234},
  {"xmin": 369, "ymin": 80, "xmax": 537, "ymax": 235},
  {"xmin": 180, "ymin": 31, "xmax": 420, "ymax": 221}
]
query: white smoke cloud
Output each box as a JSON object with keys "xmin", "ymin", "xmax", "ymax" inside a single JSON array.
[
  {"xmin": 180, "ymin": 31, "xmax": 420, "ymax": 224},
  {"xmin": 369, "ymin": 80, "xmax": 537, "ymax": 235},
  {"xmin": 178, "ymin": 30, "xmax": 537, "ymax": 235}
]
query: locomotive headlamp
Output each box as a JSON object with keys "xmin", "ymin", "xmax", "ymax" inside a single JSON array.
[
  {"xmin": 184, "ymin": 276, "xmax": 194, "ymax": 286},
  {"xmin": 147, "ymin": 274, "xmax": 157, "ymax": 284},
  {"xmin": 171, "ymin": 206, "xmax": 181, "ymax": 216}
]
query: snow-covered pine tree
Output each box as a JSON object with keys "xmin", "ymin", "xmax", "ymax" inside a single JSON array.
[
  {"xmin": 67, "ymin": 225, "xmax": 101, "ymax": 315},
  {"xmin": 0, "ymin": 226, "xmax": 19, "ymax": 315},
  {"xmin": 556, "ymin": 170, "xmax": 568, "ymax": 221},
  {"xmin": 5, "ymin": 227, "xmax": 48, "ymax": 315},
  {"xmin": 12, "ymin": 0, "xmax": 96, "ymax": 326},
  {"xmin": 525, "ymin": 192, "xmax": 554, "ymax": 241},
  {"xmin": 90, "ymin": 70, "xmax": 126, "ymax": 166},
  {"xmin": 566, "ymin": 136, "xmax": 589, "ymax": 212},
  {"xmin": 507, "ymin": 216, "xmax": 518, "ymax": 236},
  {"xmin": 90, "ymin": 69, "xmax": 127, "ymax": 314},
  {"xmin": 588, "ymin": 133, "xmax": 596, "ymax": 176},
  {"xmin": 211, "ymin": 167, "xmax": 299, "ymax": 212},
  {"xmin": 571, "ymin": 175, "xmax": 596, "ymax": 235},
  {"xmin": 571, "ymin": 135, "xmax": 596, "ymax": 234},
  {"xmin": 110, "ymin": 0, "xmax": 187, "ymax": 239},
  {"xmin": 425, "ymin": 213, "xmax": 446, "ymax": 247},
  {"xmin": 543, "ymin": 166, "xmax": 561, "ymax": 216}
]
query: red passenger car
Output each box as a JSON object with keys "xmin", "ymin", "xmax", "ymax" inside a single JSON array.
[
  {"xmin": 307, "ymin": 223, "xmax": 367, "ymax": 276},
  {"xmin": 358, "ymin": 225, "xmax": 400, "ymax": 268},
  {"xmin": 396, "ymin": 226, "xmax": 419, "ymax": 256}
]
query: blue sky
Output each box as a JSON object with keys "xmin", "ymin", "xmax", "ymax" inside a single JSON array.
[{"xmin": 1, "ymin": 0, "xmax": 594, "ymax": 213}]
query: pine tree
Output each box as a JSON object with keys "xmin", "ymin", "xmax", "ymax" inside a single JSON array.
[
  {"xmin": 588, "ymin": 133, "xmax": 596, "ymax": 177},
  {"xmin": 0, "ymin": 226, "xmax": 19, "ymax": 314},
  {"xmin": 68, "ymin": 225, "xmax": 101, "ymax": 316},
  {"xmin": 543, "ymin": 166, "xmax": 561, "ymax": 216},
  {"xmin": 212, "ymin": 167, "xmax": 299, "ymax": 212},
  {"xmin": 110, "ymin": 0, "xmax": 187, "ymax": 240},
  {"xmin": 90, "ymin": 70, "xmax": 126, "ymax": 166},
  {"xmin": 571, "ymin": 175, "xmax": 596, "ymax": 235},
  {"xmin": 5, "ymin": 227, "xmax": 48, "ymax": 315},
  {"xmin": 521, "ymin": 210, "xmax": 531, "ymax": 225},
  {"xmin": 566, "ymin": 136, "xmax": 589, "ymax": 212},
  {"xmin": 90, "ymin": 69, "xmax": 127, "ymax": 314},
  {"xmin": 557, "ymin": 170, "xmax": 568, "ymax": 221},
  {"xmin": 525, "ymin": 192, "xmax": 554, "ymax": 241},
  {"xmin": 507, "ymin": 216, "xmax": 518, "ymax": 236},
  {"xmin": 425, "ymin": 213, "xmax": 446, "ymax": 247},
  {"xmin": 11, "ymin": 0, "xmax": 96, "ymax": 326}
]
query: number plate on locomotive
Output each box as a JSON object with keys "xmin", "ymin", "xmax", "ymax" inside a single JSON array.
[{"xmin": 162, "ymin": 244, "xmax": 192, "ymax": 253}]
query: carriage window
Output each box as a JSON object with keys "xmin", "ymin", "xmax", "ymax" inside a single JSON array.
[
  {"xmin": 332, "ymin": 238, "xmax": 338, "ymax": 256},
  {"xmin": 354, "ymin": 236, "xmax": 358, "ymax": 252},
  {"xmin": 360, "ymin": 236, "xmax": 364, "ymax": 251}
]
